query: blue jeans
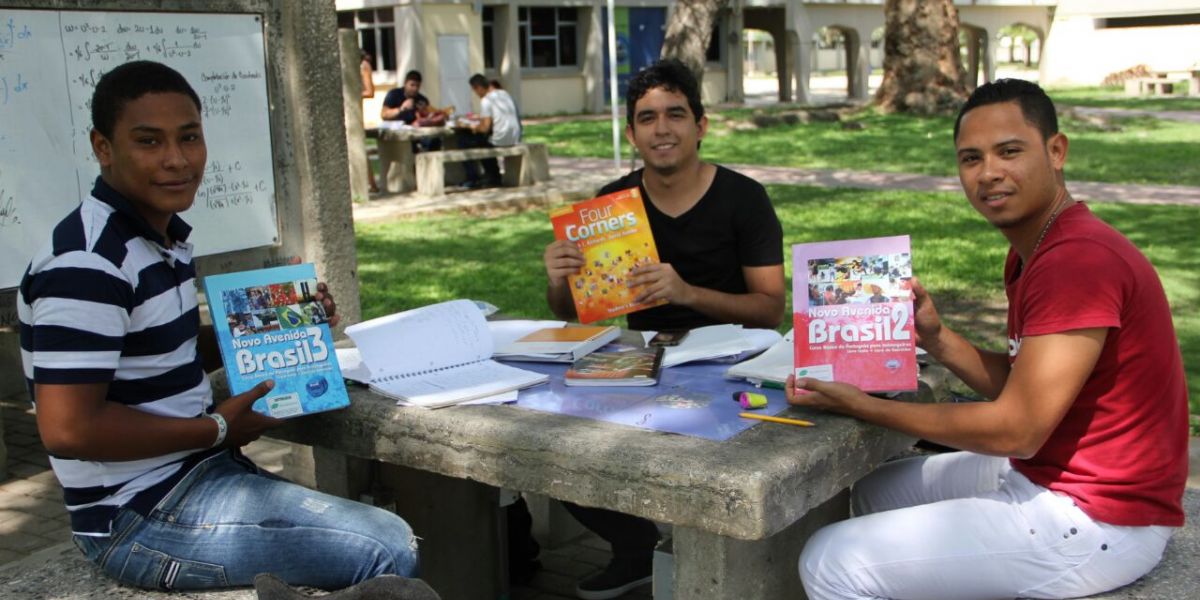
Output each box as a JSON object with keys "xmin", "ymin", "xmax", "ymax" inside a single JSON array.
[{"xmin": 73, "ymin": 450, "xmax": 419, "ymax": 590}]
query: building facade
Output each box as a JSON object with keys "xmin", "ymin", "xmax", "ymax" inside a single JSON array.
[{"xmin": 338, "ymin": 0, "xmax": 1197, "ymax": 121}]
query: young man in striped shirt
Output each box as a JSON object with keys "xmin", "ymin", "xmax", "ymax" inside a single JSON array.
[{"xmin": 18, "ymin": 61, "xmax": 422, "ymax": 592}]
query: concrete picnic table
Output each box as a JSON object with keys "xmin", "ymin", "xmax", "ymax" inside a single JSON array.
[
  {"xmin": 247, "ymin": 355, "xmax": 958, "ymax": 600},
  {"xmin": 374, "ymin": 124, "xmax": 455, "ymax": 193}
]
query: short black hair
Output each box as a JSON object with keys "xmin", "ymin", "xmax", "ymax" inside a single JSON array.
[
  {"xmin": 91, "ymin": 61, "xmax": 201, "ymax": 139},
  {"xmin": 469, "ymin": 74, "xmax": 488, "ymax": 89},
  {"xmin": 404, "ymin": 70, "xmax": 423, "ymax": 83},
  {"xmin": 954, "ymin": 78, "xmax": 1058, "ymax": 141},
  {"xmin": 626, "ymin": 59, "xmax": 704, "ymax": 125}
]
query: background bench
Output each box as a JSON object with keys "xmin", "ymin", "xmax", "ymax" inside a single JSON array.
[{"xmin": 415, "ymin": 143, "xmax": 550, "ymax": 197}]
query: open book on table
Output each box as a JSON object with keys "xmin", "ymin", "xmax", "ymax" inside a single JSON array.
[
  {"xmin": 642, "ymin": 324, "xmax": 782, "ymax": 368},
  {"xmin": 725, "ymin": 329, "xmax": 794, "ymax": 386},
  {"xmin": 342, "ymin": 299, "xmax": 548, "ymax": 408}
]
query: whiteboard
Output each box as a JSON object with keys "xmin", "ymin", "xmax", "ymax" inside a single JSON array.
[{"xmin": 0, "ymin": 9, "xmax": 279, "ymax": 289}]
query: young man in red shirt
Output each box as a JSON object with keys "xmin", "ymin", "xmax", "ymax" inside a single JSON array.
[{"xmin": 787, "ymin": 79, "xmax": 1188, "ymax": 599}]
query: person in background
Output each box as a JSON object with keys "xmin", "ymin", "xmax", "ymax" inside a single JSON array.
[
  {"xmin": 360, "ymin": 50, "xmax": 379, "ymax": 193},
  {"xmin": 381, "ymin": 70, "xmax": 443, "ymax": 152},
  {"xmin": 458, "ymin": 73, "xmax": 521, "ymax": 189},
  {"xmin": 360, "ymin": 51, "xmax": 376, "ymax": 99},
  {"xmin": 381, "ymin": 70, "xmax": 426, "ymax": 124}
]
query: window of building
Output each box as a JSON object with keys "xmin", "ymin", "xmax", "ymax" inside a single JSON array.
[
  {"xmin": 706, "ymin": 22, "xmax": 722, "ymax": 64},
  {"xmin": 483, "ymin": 6, "xmax": 496, "ymax": 70},
  {"xmin": 341, "ymin": 8, "xmax": 396, "ymax": 72},
  {"xmin": 518, "ymin": 6, "xmax": 578, "ymax": 68}
]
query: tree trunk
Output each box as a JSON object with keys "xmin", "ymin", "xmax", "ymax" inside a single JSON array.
[
  {"xmin": 874, "ymin": 0, "xmax": 969, "ymax": 115},
  {"xmin": 661, "ymin": 0, "xmax": 729, "ymax": 87}
]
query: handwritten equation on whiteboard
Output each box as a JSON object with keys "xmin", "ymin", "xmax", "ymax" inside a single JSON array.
[{"xmin": 0, "ymin": 9, "xmax": 279, "ymax": 290}]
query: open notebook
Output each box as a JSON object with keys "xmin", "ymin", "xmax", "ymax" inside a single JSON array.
[
  {"xmin": 642, "ymin": 324, "xmax": 782, "ymax": 368},
  {"xmin": 343, "ymin": 300, "xmax": 547, "ymax": 408},
  {"xmin": 725, "ymin": 329, "xmax": 794, "ymax": 385}
]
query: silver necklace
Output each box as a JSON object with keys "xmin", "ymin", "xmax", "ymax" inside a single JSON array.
[{"xmin": 1029, "ymin": 194, "xmax": 1073, "ymax": 261}]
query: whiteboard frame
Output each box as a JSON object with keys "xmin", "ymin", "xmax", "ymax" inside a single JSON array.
[{"xmin": 1, "ymin": 1, "xmax": 363, "ymax": 332}]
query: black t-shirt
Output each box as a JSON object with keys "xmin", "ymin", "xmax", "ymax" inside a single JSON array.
[
  {"xmin": 382, "ymin": 88, "xmax": 427, "ymax": 124},
  {"xmin": 597, "ymin": 166, "xmax": 784, "ymax": 331}
]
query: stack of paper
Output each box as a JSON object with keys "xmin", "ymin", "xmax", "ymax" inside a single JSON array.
[
  {"xmin": 724, "ymin": 329, "xmax": 794, "ymax": 385},
  {"xmin": 642, "ymin": 324, "xmax": 781, "ymax": 368}
]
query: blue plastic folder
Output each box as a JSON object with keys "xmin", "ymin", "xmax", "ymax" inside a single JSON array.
[
  {"xmin": 203, "ymin": 264, "xmax": 350, "ymax": 418},
  {"xmin": 513, "ymin": 360, "xmax": 790, "ymax": 441}
]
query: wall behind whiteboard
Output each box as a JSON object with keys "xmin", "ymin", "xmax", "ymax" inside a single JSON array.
[{"xmin": 0, "ymin": 9, "xmax": 279, "ymax": 290}]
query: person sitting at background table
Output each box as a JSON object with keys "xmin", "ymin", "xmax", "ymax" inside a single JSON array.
[
  {"xmin": 456, "ymin": 74, "xmax": 521, "ymax": 190},
  {"xmin": 382, "ymin": 70, "xmax": 445, "ymax": 152}
]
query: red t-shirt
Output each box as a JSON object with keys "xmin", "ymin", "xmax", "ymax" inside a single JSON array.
[{"xmin": 1007, "ymin": 202, "xmax": 1188, "ymax": 527}]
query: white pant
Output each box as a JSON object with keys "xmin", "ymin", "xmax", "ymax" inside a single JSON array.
[{"xmin": 800, "ymin": 452, "xmax": 1174, "ymax": 600}]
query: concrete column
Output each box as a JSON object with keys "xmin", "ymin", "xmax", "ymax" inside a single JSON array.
[
  {"xmin": 380, "ymin": 463, "xmax": 504, "ymax": 600},
  {"xmin": 339, "ymin": 30, "xmax": 370, "ymax": 204},
  {"xmin": 965, "ymin": 28, "xmax": 980, "ymax": 90},
  {"xmin": 727, "ymin": 7, "xmax": 745, "ymax": 103},
  {"xmin": 787, "ymin": 2, "xmax": 812, "ymax": 104},
  {"xmin": 311, "ymin": 449, "xmax": 505, "ymax": 600},
  {"xmin": 850, "ymin": 28, "xmax": 871, "ymax": 100},
  {"xmin": 395, "ymin": 5, "xmax": 423, "ymax": 78},
  {"xmin": 497, "ymin": 2, "xmax": 523, "ymax": 107},
  {"xmin": 671, "ymin": 489, "xmax": 849, "ymax": 599},
  {"xmin": 0, "ymin": 331, "xmax": 20, "ymax": 481},
  {"xmin": 981, "ymin": 30, "xmax": 995, "ymax": 83},
  {"xmin": 773, "ymin": 28, "xmax": 791, "ymax": 101},
  {"xmin": 583, "ymin": 2, "xmax": 606, "ymax": 113}
]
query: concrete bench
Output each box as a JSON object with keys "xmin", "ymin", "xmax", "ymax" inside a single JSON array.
[
  {"xmin": 1083, "ymin": 487, "xmax": 1199, "ymax": 599},
  {"xmin": 0, "ymin": 542, "xmax": 256, "ymax": 599},
  {"xmin": 4, "ymin": 489, "xmax": 1193, "ymax": 599},
  {"xmin": 1124, "ymin": 76, "xmax": 1177, "ymax": 96},
  {"xmin": 414, "ymin": 143, "xmax": 550, "ymax": 197}
]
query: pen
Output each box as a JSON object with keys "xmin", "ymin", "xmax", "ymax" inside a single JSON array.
[
  {"xmin": 759, "ymin": 379, "xmax": 785, "ymax": 390},
  {"xmin": 739, "ymin": 412, "xmax": 815, "ymax": 427}
]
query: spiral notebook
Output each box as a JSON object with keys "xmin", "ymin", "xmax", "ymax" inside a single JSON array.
[{"xmin": 343, "ymin": 299, "xmax": 548, "ymax": 408}]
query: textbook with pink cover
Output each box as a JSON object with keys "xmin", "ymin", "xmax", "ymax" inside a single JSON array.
[{"xmin": 792, "ymin": 235, "xmax": 917, "ymax": 392}]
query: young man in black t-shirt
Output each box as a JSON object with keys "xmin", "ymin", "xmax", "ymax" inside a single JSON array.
[{"xmin": 540, "ymin": 59, "xmax": 785, "ymax": 600}]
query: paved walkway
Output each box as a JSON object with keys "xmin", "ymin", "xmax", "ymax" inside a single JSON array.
[
  {"xmin": 1072, "ymin": 106, "xmax": 1200, "ymax": 125},
  {"xmin": 352, "ymin": 156, "xmax": 1198, "ymax": 225}
]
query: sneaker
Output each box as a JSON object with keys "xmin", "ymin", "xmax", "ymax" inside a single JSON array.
[
  {"xmin": 457, "ymin": 180, "xmax": 482, "ymax": 190},
  {"xmin": 575, "ymin": 557, "xmax": 653, "ymax": 600}
]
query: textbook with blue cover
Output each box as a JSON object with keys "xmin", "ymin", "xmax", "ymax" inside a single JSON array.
[{"xmin": 203, "ymin": 264, "xmax": 350, "ymax": 418}]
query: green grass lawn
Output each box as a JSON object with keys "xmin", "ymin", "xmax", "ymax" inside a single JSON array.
[
  {"xmin": 523, "ymin": 109, "xmax": 1200, "ymax": 186},
  {"xmin": 1047, "ymin": 85, "xmax": 1200, "ymax": 112},
  {"xmin": 356, "ymin": 185, "xmax": 1200, "ymax": 415}
]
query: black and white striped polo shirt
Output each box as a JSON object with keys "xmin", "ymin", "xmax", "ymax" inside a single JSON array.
[{"xmin": 18, "ymin": 177, "xmax": 217, "ymax": 537}]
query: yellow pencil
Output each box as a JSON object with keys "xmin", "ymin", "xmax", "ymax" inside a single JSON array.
[{"xmin": 739, "ymin": 412, "xmax": 816, "ymax": 427}]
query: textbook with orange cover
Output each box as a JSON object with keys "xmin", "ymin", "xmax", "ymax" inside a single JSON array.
[
  {"xmin": 494, "ymin": 325, "xmax": 620, "ymax": 362},
  {"xmin": 550, "ymin": 188, "xmax": 665, "ymax": 324}
]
